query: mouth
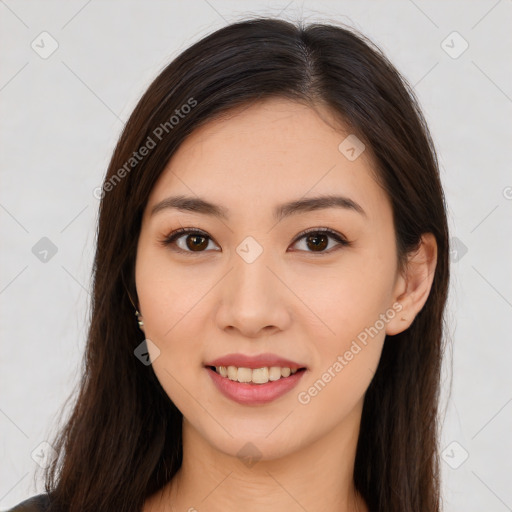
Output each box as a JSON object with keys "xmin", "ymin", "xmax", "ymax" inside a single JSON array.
[
  {"xmin": 206, "ymin": 364, "xmax": 307, "ymax": 385},
  {"xmin": 204, "ymin": 364, "xmax": 307, "ymax": 405}
]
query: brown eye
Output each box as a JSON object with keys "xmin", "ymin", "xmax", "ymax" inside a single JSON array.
[
  {"xmin": 161, "ymin": 228, "xmax": 219, "ymax": 255},
  {"xmin": 184, "ymin": 233, "xmax": 209, "ymax": 251},
  {"xmin": 290, "ymin": 228, "xmax": 350, "ymax": 254},
  {"xmin": 304, "ymin": 233, "xmax": 329, "ymax": 252}
]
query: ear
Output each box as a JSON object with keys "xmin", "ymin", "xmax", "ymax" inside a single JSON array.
[{"xmin": 385, "ymin": 233, "xmax": 438, "ymax": 336}]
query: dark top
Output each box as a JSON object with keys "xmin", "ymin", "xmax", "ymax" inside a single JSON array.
[{"xmin": 5, "ymin": 494, "xmax": 51, "ymax": 512}]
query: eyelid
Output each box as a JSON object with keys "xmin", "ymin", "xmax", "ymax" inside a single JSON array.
[
  {"xmin": 159, "ymin": 226, "xmax": 351, "ymax": 255},
  {"xmin": 291, "ymin": 226, "xmax": 347, "ymax": 245}
]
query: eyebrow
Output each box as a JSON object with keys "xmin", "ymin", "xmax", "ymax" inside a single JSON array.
[{"xmin": 150, "ymin": 194, "xmax": 367, "ymax": 221}]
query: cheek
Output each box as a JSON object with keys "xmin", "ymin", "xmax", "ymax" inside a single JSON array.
[
  {"xmin": 136, "ymin": 262, "xmax": 208, "ymax": 410},
  {"xmin": 296, "ymin": 278, "xmax": 390, "ymax": 425},
  {"xmin": 135, "ymin": 241, "xmax": 207, "ymax": 341},
  {"xmin": 305, "ymin": 254, "xmax": 394, "ymax": 344},
  {"xmin": 299, "ymin": 247, "xmax": 395, "ymax": 395}
]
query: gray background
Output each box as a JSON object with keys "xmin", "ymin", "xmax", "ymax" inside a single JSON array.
[{"xmin": 1, "ymin": 1, "xmax": 511, "ymax": 510}]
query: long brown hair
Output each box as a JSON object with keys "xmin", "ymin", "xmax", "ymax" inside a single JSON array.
[{"xmin": 40, "ymin": 17, "xmax": 450, "ymax": 512}]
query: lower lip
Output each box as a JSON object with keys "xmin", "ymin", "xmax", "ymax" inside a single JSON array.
[{"xmin": 205, "ymin": 366, "xmax": 307, "ymax": 405}]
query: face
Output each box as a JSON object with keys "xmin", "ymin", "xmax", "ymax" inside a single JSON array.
[{"xmin": 135, "ymin": 97, "xmax": 404, "ymax": 460}]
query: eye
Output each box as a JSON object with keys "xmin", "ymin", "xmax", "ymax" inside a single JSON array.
[
  {"xmin": 159, "ymin": 227, "xmax": 351, "ymax": 256},
  {"xmin": 159, "ymin": 227, "xmax": 219, "ymax": 255},
  {"xmin": 290, "ymin": 227, "xmax": 351, "ymax": 253}
]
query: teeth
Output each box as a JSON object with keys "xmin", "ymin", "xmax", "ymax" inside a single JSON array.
[
  {"xmin": 215, "ymin": 365, "xmax": 300, "ymax": 384},
  {"xmin": 237, "ymin": 367, "xmax": 253, "ymax": 383},
  {"xmin": 269, "ymin": 367, "xmax": 282, "ymax": 381},
  {"xmin": 251, "ymin": 367, "xmax": 268, "ymax": 384}
]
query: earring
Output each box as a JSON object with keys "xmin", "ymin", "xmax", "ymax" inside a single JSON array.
[
  {"xmin": 135, "ymin": 310, "xmax": 144, "ymax": 329},
  {"xmin": 125, "ymin": 285, "xmax": 144, "ymax": 330}
]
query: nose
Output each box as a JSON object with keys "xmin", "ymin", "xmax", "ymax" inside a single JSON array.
[{"xmin": 215, "ymin": 248, "xmax": 292, "ymax": 339}]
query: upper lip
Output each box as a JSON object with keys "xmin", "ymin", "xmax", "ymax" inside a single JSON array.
[{"xmin": 205, "ymin": 352, "xmax": 306, "ymax": 370}]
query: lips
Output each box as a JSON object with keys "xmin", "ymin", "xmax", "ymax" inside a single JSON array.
[
  {"xmin": 204, "ymin": 352, "xmax": 307, "ymax": 370},
  {"xmin": 205, "ymin": 365, "xmax": 306, "ymax": 405}
]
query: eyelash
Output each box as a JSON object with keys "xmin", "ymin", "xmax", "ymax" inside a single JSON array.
[{"xmin": 158, "ymin": 226, "xmax": 352, "ymax": 256}]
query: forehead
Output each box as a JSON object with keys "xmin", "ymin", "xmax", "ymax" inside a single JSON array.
[{"xmin": 146, "ymin": 98, "xmax": 390, "ymax": 223}]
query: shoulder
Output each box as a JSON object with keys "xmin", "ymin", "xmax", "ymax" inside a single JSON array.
[{"xmin": 4, "ymin": 493, "xmax": 51, "ymax": 511}]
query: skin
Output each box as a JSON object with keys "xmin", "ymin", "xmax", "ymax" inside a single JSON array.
[{"xmin": 136, "ymin": 97, "xmax": 437, "ymax": 512}]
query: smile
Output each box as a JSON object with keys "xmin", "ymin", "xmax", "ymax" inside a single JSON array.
[{"xmin": 205, "ymin": 365, "xmax": 307, "ymax": 405}]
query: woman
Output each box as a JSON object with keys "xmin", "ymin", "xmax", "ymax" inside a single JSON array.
[{"xmin": 9, "ymin": 16, "xmax": 450, "ymax": 512}]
